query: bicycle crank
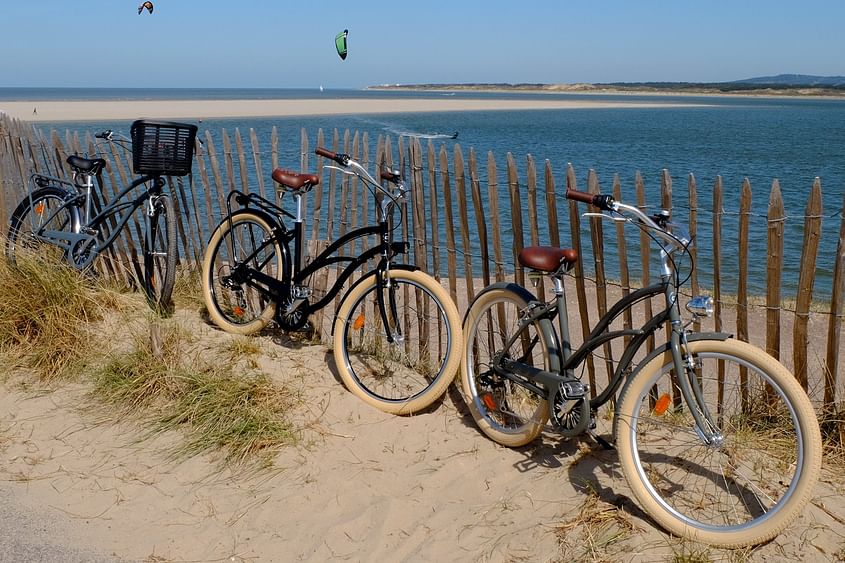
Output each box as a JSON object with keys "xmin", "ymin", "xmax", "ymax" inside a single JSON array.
[
  {"xmin": 68, "ymin": 234, "xmax": 98, "ymax": 270},
  {"xmin": 549, "ymin": 379, "xmax": 591, "ymax": 438}
]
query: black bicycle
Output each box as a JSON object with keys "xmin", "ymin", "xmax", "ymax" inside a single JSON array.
[
  {"xmin": 6, "ymin": 120, "xmax": 198, "ymax": 314},
  {"xmin": 201, "ymin": 147, "xmax": 462, "ymax": 414},
  {"xmin": 461, "ymin": 188, "xmax": 821, "ymax": 547}
]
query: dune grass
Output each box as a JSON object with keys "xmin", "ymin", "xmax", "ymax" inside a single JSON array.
[
  {"xmin": 92, "ymin": 320, "xmax": 299, "ymax": 465},
  {"xmin": 0, "ymin": 245, "xmax": 103, "ymax": 381},
  {"xmin": 1, "ymin": 245, "xmax": 299, "ymax": 465}
]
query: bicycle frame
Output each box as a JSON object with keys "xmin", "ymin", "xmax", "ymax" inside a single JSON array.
[
  {"xmin": 27, "ymin": 172, "xmax": 164, "ymax": 268},
  {"xmin": 221, "ymin": 183, "xmax": 409, "ymax": 323},
  {"xmin": 491, "ymin": 204, "xmax": 725, "ymax": 444}
]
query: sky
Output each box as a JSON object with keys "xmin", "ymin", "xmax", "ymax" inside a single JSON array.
[{"xmin": 1, "ymin": 0, "xmax": 844, "ymax": 89}]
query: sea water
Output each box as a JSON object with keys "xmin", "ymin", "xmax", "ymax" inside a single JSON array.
[{"xmin": 6, "ymin": 88, "xmax": 845, "ymax": 298}]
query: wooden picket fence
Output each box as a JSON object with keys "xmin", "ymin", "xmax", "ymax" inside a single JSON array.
[{"xmin": 1, "ymin": 114, "xmax": 843, "ymax": 410}]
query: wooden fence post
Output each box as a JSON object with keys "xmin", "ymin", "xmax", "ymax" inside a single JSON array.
[
  {"xmin": 487, "ymin": 152, "xmax": 505, "ymax": 283},
  {"xmin": 439, "ymin": 145, "xmax": 458, "ymax": 304},
  {"xmin": 455, "ymin": 145, "xmax": 475, "ymax": 302},
  {"xmin": 766, "ymin": 180, "xmax": 785, "ymax": 360},
  {"xmin": 793, "ymin": 178, "xmax": 823, "ymax": 390},
  {"xmin": 824, "ymin": 192, "xmax": 845, "ymax": 409},
  {"xmin": 737, "ymin": 179, "xmax": 751, "ymax": 344},
  {"xmin": 507, "ymin": 153, "xmax": 525, "ymax": 290},
  {"xmin": 712, "ymin": 176, "xmax": 724, "ymax": 335}
]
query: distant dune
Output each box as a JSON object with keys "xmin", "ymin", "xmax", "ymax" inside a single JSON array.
[{"xmin": 369, "ymin": 75, "xmax": 845, "ymax": 97}]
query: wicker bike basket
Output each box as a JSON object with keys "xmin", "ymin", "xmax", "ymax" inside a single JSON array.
[{"xmin": 130, "ymin": 120, "xmax": 198, "ymax": 176}]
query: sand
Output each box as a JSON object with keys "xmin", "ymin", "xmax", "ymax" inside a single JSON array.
[
  {"xmin": 1, "ymin": 285, "xmax": 843, "ymax": 562},
  {"xmin": 0, "ymin": 97, "xmax": 707, "ymax": 123}
]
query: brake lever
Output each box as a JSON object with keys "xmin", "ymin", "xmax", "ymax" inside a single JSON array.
[{"xmin": 582, "ymin": 212, "xmax": 625, "ymax": 223}]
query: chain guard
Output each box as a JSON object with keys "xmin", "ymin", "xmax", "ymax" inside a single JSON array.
[
  {"xmin": 68, "ymin": 235, "xmax": 98, "ymax": 270},
  {"xmin": 549, "ymin": 380, "xmax": 591, "ymax": 438},
  {"xmin": 275, "ymin": 296, "xmax": 310, "ymax": 331}
]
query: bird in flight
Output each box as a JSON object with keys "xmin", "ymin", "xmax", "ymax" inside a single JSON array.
[{"xmin": 138, "ymin": 1, "xmax": 154, "ymax": 15}]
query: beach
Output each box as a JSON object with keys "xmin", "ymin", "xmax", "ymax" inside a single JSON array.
[
  {"xmin": 0, "ymin": 96, "xmax": 705, "ymax": 122},
  {"xmin": 0, "ymin": 281, "xmax": 841, "ymax": 562}
]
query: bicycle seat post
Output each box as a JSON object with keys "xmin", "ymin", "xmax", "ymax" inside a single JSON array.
[
  {"xmin": 293, "ymin": 190, "xmax": 304, "ymax": 276},
  {"xmin": 550, "ymin": 272, "xmax": 574, "ymax": 362},
  {"xmin": 78, "ymin": 171, "xmax": 94, "ymax": 225}
]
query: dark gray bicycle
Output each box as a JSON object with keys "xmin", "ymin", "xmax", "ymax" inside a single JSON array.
[
  {"xmin": 461, "ymin": 187, "xmax": 821, "ymax": 547},
  {"xmin": 6, "ymin": 120, "xmax": 197, "ymax": 314}
]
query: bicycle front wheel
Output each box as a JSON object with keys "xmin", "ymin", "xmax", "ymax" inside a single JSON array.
[
  {"xmin": 461, "ymin": 284, "xmax": 553, "ymax": 447},
  {"xmin": 202, "ymin": 211, "xmax": 283, "ymax": 335},
  {"xmin": 615, "ymin": 338, "xmax": 822, "ymax": 547},
  {"xmin": 333, "ymin": 268, "xmax": 462, "ymax": 415},
  {"xmin": 143, "ymin": 193, "xmax": 177, "ymax": 315},
  {"xmin": 7, "ymin": 186, "xmax": 77, "ymax": 265}
]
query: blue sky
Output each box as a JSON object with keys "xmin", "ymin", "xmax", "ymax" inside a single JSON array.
[{"xmin": 1, "ymin": 0, "xmax": 843, "ymax": 88}]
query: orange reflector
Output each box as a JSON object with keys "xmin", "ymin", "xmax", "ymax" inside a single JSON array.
[
  {"xmin": 480, "ymin": 392, "xmax": 497, "ymax": 410},
  {"xmin": 654, "ymin": 393, "xmax": 671, "ymax": 416},
  {"xmin": 353, "ymin": 313, "xmax": 366, "ymax": 331},
  {"xmin": 149, "ymin": 275, "xmax": 156, "ymax": 289},
  {"xmin": 34, "ymin": 202, "xmax": 46, "ymax": 215},
  {"xmin": 233, "ymin": 306, "xmax": 245, "ymax": 318}
]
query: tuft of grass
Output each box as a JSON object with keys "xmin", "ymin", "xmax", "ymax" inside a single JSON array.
[
  {"xmin": 556, "ymin": 481, "xmax": 638, "ymax": 562},
  {"xmin": 222, "ymin": 336, "xmax": 263, "ymax": 366},
  {"xmin": 669, "ymin": 543, "xmax": 714, "ymax": 563},
  {"xmin": 93, "ymin": 320, "xmax": 299, "ymax": 465},
  {"xmin": 0, "ymin": 244, "xmax": 103, "ymax": 381},
  {"xmin": 819, "ymin": 406, "xmax": 845, "ymax": 467},
  {"xmin": 171, "ymin": 266, "xmax": 205, "ymax": 311}
]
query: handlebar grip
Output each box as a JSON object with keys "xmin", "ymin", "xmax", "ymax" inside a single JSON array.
[
  {"xmin": 314, "ymin": 147, "xmax": 336, "ymax": 160},
  {"xmin": 315, "ymin": 147, "xmax": 350, "ymax": 166},
  {"xmin": 565, "ymin": 189, "xmax": 614, "ymax": 210},
  {"xmin": 566, "ymin": 189, "xmax": 596, "ymax": 204}
]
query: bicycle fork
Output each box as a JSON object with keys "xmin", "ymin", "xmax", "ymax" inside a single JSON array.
[{"xmin": 665, "ymin": 290, "xmax": 723, "ymax": 446}]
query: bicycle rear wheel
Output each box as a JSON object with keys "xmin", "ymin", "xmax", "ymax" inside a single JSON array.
[
  {"xmin": 333, "ymin": 268, "xmax": 462, "ymax": 415},
  {"xmin": 6, "ymin": 186, "xmax": 77, "ymax": 265},
  {"xmin": 461, "ymin": 283, "xmax": 553, "ymax": 447},
  {"xmin": 615, "ymin": 338, "xmax": 822, "ymax": 547},
  {"xmin": 142, "ymin": 193, "xmax": 177, "ymax": 315},
  {"xmin": 202, "ymin": 211, "xmax": 283, "ymax": 335}
]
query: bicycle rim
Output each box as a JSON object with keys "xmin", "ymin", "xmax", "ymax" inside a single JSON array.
[
  {"xmin": 203, "ymin": 212, "xmax": 282, "ymax": 333},
  {"xmin": 616, "ymin": 339, "xmax": 821, "ymax": 546},
  {"xmin": 462, "ymin": 286, "xmax": 550, "ymax": 447},
  {"xmin": 334, "ymin": 269, "xmax": 461, "ymax": 414},
  {"xmin": 7, "ymin": 189, "xmax": 74, "ymax": 264}
]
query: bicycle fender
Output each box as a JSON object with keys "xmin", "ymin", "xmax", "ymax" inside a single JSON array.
[
  {"xmin": 330, "ymin": 263, "xmax": 420, "ymax": 337},
  {"xmin": 461, "ymin": 282, "xmax": 536, "ymax": 325},
  {"xmin": 464, "ymin": 281, "xmax": 562, "ymax": 373},
  {"xmin": 613, "ymin": 331, "xmax": 733, "ymax": 419}
]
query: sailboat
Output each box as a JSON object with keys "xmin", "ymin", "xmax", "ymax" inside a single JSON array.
[{"xmin": 319, "ymin": 85, "xmax": 324, "ymax": 93}]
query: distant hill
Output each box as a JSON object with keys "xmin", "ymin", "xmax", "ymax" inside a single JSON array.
[
  {"xmin": 370, "ymin": 76, "xmax": 845, "ymax": 96},
  {"xmin": 731, "ymin": 74, "xmax": 845, "ymax": 86}
]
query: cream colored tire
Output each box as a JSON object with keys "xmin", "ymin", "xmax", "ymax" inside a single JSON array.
[
  {"xmin": 333, "ymin": 268, "xmax": 462, "ymax": 415},
  {"xmin": 202, "ymin": 212, "xmax": 282, "ymax": 335},
  {"xmin": 461, "ymin": 284, "xmax": 551, "ymax": 447},
  {"xmin": 615, "ymin": 338, "xmax": 822, "ymax": 547}
]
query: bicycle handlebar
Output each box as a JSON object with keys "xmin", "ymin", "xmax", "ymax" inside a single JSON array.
[
  {"xmin": 567, "ymin": 188, "xmax": 687, "ymax": 250},
  {"xmin": 314, "ymin": 147, "xmax": 351, "ymax": 166},
  {"xmin": 565, "ymin": 189, "xmax": 614, "ymax": 210},
  {"xmin": 314, "ymin": 146, "xmax": 403, "ymax": 191}
]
